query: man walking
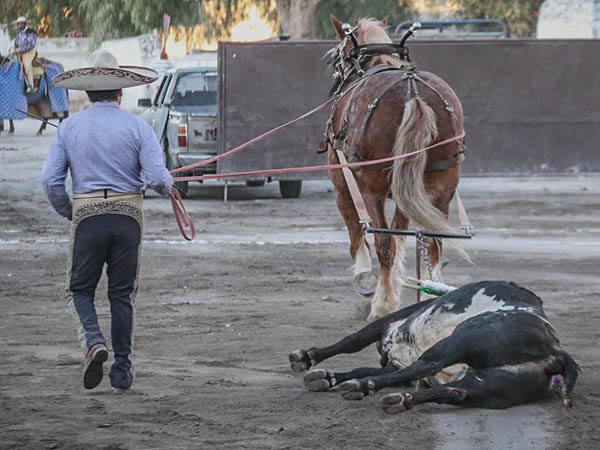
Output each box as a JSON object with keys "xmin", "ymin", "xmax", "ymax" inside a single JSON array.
[{"xmin": 42, "ymin": 49, "xmax": 172, "ymax": 393}]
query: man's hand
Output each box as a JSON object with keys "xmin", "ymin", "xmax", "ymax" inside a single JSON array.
[{"xmin": 67, "ymin": 213, "xmax": 72, "ymax": 221}]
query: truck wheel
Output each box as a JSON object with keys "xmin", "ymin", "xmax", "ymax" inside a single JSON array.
[
  {"xmin": 246, "ymin": 179, "xmax": 266, "ymax": 187},
  {"xmin": 279, "ymin": 180, "xmax": 302, "ymax": 199}
]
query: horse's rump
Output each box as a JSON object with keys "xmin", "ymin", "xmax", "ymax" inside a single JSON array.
[{"xmin": 332, "ymin": 67, "xmax": 464, "ymax": 231}]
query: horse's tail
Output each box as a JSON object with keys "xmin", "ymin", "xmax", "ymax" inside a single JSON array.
[{"xmin": 390, "ymin": 96, "xmax": 453, "ymax": 233}]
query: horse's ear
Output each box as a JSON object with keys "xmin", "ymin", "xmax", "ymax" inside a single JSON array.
[
  {"xmin": 381, "ymin": 16, "xmax": 389, "ymax": 26},
  {"xmin": 330, "ymin": 13, "xmax": 345, "ymax": 40}
]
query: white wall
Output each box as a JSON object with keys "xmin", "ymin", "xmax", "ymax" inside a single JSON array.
[
  {"xmin": 537, "ymin": 0, "xmax": 598, "ymax": 38},
  {"xmin": 0, "ymin": 25, "xmax": 10, "ymax": 55}
]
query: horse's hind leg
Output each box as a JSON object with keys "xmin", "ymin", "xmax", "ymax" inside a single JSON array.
[
  {"xmin": 329, "ymin": 161, "xmax": 373, "ymax": 290},
  {"xmin": 365, "ymin": 192, "xmax": 403, "ymax": 320},
  {"xmin": 423, "ymin": 168, "xmax": 460, "ymax": 281},
  {"xmin": 9, "ymin": 120, "xmax": 15, "ymax": 134}
]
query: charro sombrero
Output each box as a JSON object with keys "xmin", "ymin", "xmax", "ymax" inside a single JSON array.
[
  {"xmin": 53, "ymin": 49, "xmax": 159, "ymax": 91},
  {"xmin": 12, "ymin": 16, "xmax": 31, "ymax": 24}
]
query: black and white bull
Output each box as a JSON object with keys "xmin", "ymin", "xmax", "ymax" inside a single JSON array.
[{"xmin": 289, "ymin": 281, "xmax": 578, "ymax": 413}]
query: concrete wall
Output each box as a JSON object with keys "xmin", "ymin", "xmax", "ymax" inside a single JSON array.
[
  {"xmin": 537, "ymin": 0, "xmax": 599, "ymax": 38},
  {"xmin": 0, "ymin": 25, "xmax": 10, "ymax": 55}
]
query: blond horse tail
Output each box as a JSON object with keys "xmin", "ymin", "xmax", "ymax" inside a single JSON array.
[{"xmin": 390, "ymin": 96, "xmax": 454, "ymax": 233}]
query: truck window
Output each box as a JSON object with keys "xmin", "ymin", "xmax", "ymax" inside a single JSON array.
[
  {"xmin": 170, "ymin": 71, "xmax": 217, "ymax": 114},
  {"xmin": 157, "ymin": 75, "xmax": 172, "ymax": 106},
  {"xmin": 152, "ymin": 76, "xmax": 169, "ymax": 106}
]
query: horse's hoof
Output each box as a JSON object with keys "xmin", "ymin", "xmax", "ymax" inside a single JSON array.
[
  {"xmin": 339, "ymin": 380, "xmax": 365, "ymax": 401},
  {"xmin": 353, "ymin": 271, "xmax": 378, "ymax": 297},
  {"xmin": 381, "ymin": 392, "xmax": 412, "ymax": 414},
  {"xmin": 289, "ymin": 349, "xmax": 311, "ymax": 372},
  {"xmin": 304, "ymin": 369, "xmax": 335, "ymax": 392}
]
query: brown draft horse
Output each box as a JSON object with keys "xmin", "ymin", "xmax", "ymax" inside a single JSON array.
[{"xmin": 326, "ymin": 15, "xmax": 466, "ymax": 320}]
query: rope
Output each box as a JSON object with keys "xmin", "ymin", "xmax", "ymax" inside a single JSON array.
[
  {"xmin": 169, "ymin": 97, "xmax": 337, "ymax": 175},
  {"xmin": 169, "ymin": 186, "xmax": 195, "ymax": 241},
  {"xmin": 170, "ymin": 132, "xmax": 465, "ymax": 183}
]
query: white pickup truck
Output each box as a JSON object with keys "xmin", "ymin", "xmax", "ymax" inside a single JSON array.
[
  {"xmin": 138, "ymin": 64, "xmax": 303, "ymax": 198},
  {"xmin": 138, "ymin": 66, "xmax": 218, "ymax": 197}
]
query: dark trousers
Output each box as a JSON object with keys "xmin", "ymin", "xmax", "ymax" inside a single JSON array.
[{"xmin": 70, "ymin": 214, "xmax": 140, "ymax": 388}]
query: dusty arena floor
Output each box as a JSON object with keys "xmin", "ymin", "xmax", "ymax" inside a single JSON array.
[{"xmin": 1, "ymin": 120, "xmax": 599, "ymax": 449}]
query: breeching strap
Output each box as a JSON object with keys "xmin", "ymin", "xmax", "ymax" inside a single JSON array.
[{"xmin": 336, "ymin": 150, "xmax": 372, "ymax": 226}]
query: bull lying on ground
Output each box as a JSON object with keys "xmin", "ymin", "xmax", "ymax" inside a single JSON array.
[{"xmin": 289, "ymin": 281, "xmax": 578, "ymax": 413}]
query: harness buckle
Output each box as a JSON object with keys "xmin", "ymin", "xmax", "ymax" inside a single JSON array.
[{"xmin": 368, "ymin": 98, "xmax": 379, "ymax": 110}]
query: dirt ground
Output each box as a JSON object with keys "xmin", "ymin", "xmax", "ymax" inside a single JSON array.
[{"xmin": 1, "ymin": 119, "xmax": 599, "ymax": 450}]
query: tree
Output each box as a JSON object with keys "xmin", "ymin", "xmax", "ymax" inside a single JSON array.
[
  {"xmin": 276, "ymin": 0, "xmax": 325, "ymax": 39},
  {"xmin": 315, "ymin": 0, "xmax": 414, "ymax": 39},
  {"xmin": 449, "ymin": 0, "xmax": 545, "ymax": 37}
]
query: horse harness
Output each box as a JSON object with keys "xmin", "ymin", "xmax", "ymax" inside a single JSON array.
[{"xmin": 322, "ymin": 46, "xmax": 465, "ymax": 173}]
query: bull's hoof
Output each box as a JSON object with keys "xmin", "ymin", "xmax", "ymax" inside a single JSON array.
[
  {"xmin": 353, "ymin": 271, "xmax": 378, "ymax": 297},
  {"xmin": 289, "ymin": 349, "xmax": 311, "ymax": 372},
  {"xmin": 381, "ymin": 392, "xmax": 413, "ymax": 414},
  {"xmin": 339, "ymin": 379, "xmax": 367, "ymax": 401},
  {"xmin": 304, "ymin": 368, "xmax": 336, "ymax": 391}
]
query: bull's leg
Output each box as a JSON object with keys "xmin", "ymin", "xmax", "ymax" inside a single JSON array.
[
  {"xmin": 329, "ymin": 156, "xmax": 373, "ymax": 293},
  {"xmin": 304, "ymin": 364, "xmax": 398, "ymax": 392},
  {"xmin": 380, "ymin": 357, "xmax": 575, "ymax": 413},
  {"xmin": 289, "ymin": 298, "xmax": 436, "ymax": 373}
]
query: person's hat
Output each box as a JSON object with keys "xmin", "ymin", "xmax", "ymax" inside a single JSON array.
[
  {"xmin": 52, "ymin": 49, "xmax": 159, "ymax": 91},
  {"xmin": 12, "ymin": 16, "xmax": 31, "ymax": 24}
]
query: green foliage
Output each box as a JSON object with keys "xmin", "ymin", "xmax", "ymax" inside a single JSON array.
[
  {"xmin": 79, "ymin": 0, "xmax": 201, "ymax": 46},
  {"xmin": 1, "ymin": 0, "xmax": 202, "ymax": 42},
  {"xmin": 315, "ymin": 0, "xmax": 414, "ymax": 39},
  {"xmin": 449, "ymin": 0, "xmax": 545, "ymax": 37}
]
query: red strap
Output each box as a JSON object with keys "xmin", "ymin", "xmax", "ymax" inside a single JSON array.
[
  {"xmin": 169, "ymin": 186, "xmax": 195, "ymax": 241},
  {"xmin": 171, "ymin": 132, "xmax": 465, "ymax": 183}
]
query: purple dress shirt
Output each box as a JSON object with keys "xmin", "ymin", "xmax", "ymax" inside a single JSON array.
[
  {"xmin": 15, "ymin": 27, "xmax": 37, "ymax": 52},
  {"xmin": 41, "ymin": 101, "xmax": 173, "ymax": 217}
]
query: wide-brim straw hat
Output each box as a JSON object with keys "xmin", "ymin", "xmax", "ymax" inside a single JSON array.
[
  {"xmin": 13, "ymin": 16, "xmax": 31, "ymax": 24},
  {"xmin": 53, "ymin": 49, "xmax": 159, "ymax": 91}
]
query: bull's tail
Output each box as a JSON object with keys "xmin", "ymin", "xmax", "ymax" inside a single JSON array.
[
  {"xmin": 558, "ymin": 350, "xmax": 579, "ymax": 408},
  {"xmin": 390, "ymin": 96, "xmax": 453, "ymax": 233}
]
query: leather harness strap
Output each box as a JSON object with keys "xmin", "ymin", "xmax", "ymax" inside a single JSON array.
[
  {"xmin": 326, "ymin": 64, "xmax": 465, "ymax": 173},
  {"xmin": 335, "ymin": 150, "xmax": 372, "ymax": 226}
]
